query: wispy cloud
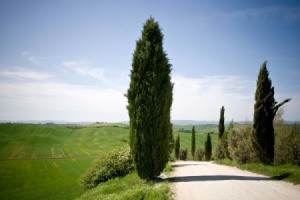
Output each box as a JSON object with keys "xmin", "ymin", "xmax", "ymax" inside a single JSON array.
[
  {"xmin": 0, "ymin": 69, "xmax": 297, "ymax": 121},
  {"xmin": 210, "ymin": 6, "xmax": 300, "ymax": 24},
  {"xmin": 63, "ymin": 60, "xmax": 109, "ymax": 84},
  {"xmin": 0, "ymin": 68, "xmax": 52, "ymax": 80},
  {"xmin": 21, "ymin": 52, "xmax": 41, "ymax": 65}
]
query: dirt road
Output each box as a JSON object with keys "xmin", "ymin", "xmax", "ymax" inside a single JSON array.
[{"xmin": 170, "ymin": 161, "xmax": 300, "ymax": 200}]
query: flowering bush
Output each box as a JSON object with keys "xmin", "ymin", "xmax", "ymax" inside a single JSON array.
[{"xmin": 80, "ymin": 146, "xmax": 134, "ymax": 189}]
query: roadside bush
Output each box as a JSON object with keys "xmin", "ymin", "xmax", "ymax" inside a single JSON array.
[
  {"xmin": 214, "ymin": 140, "xmax": 226, "ymax": 160},
  {"xmin": 228, "ymin": 125, "xmax": 257, "ymax": 164},
  {"xmin": 275, "ymin": 124, "xmax": 300, "ymax": 165},
  {"xmin": 80, "ymin": 146, "xmax": 134, "ymax": 189},
  {"xmin": 196, "ymin": 148, "xmax": 205, "ymax": 161},
  {"xmin": 214, "ymin": 132, "xmax": 231, "ymax": 160},
  {"xmin": 179, "ymin": 148, "xmax": 188, "ymax": 160}
]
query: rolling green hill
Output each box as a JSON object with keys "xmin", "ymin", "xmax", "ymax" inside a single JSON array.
[
  {"xmin": 173, "ymin": 124, "xmax": 218, "ymax": 133},
  {"xmin": 0, "ymin": 123, "xmax": 129, "ymax": 200},
  {"xmin": 0, "ymin": 123, "xmax": 218, "ymax": 199}
]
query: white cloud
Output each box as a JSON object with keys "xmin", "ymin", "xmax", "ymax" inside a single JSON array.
[
  {"xmin": 0, "ymin": 67, "xmax": 127, "ymax": 122},
  {"xmin": 0, "ymin": 80, "xmax": 127, "ymax": 122},
  {"xmin": 0, "ymin": 69, "xmax": 298, "ymax": 122},
  {"xmin": 63, "ymin": 60, "xmax": 109, "ymax": 84},
  {"xmin": 21, "ymin": 52, "xmax": 41, "ymax": 65},
  {"xmin": 0, "ymin": 68, "xmax": 52, "ymax": 80},
  {"xmin": 274, "ymin": 92, "xmax": 300, "ymax": 122},
  {"xmin": 172, "ymin": 75, "xmax": 255, "ymax": 121}
]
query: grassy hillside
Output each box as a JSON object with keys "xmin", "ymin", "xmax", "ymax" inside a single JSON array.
[
  {"xmin": 173, "ymin": 124, "xmax": 218, "ymax": 133},
  {"xmin": 0, "ymin": 123, "xmax": 129, "ymax": 200},
  {"xmin": 0, "ymin": 123, "xmax": 218, "ymax": 199}
]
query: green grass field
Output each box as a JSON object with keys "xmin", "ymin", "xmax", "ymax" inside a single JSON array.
[
  {"xmin": 0, "ymin": 123, "xmax": 129, "ymax": 200},
  {"xmin": 0, "ymin": 123, "xmax": 217, "ymax": 199}
]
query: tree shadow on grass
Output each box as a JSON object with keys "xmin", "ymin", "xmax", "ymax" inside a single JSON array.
[{"xmin": 272, "ymin": 172, "xmax": 292, "ymax": 180}]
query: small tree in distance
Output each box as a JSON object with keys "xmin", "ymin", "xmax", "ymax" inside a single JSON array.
[
  {"xmin": 205, "ymin": 133, "xmax": 212, "ymax": 161},
  {"xmin": 191, "ymin": 126, "xmax": 196, "ymax": 159},
  {"xmin": 175, "ymin": 134, "xmax": 180, "ymax": 160},
  {"xmin": 218, "ymin": 106, "xmax": 225, "ymax": 139}
]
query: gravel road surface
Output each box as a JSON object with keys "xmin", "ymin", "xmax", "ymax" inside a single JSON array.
[{"xmin": 170, "ymin": 161, "xmax": 300, "ymax": 200}]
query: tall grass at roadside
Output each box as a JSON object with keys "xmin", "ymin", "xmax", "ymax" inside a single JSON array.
[{"xmin": 77, "ymin": 173, "xmax": 170, "ymax": 200}]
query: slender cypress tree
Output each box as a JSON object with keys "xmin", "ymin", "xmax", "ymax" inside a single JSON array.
[
  {"xmin": 126, "ymin": 17, "xmax": 173, "ymax": 179},
  {"xmin": 191, "ymin": 126, "xmax": 196, "ymax": 159},
  {"xmin": 205, "ymin": 133, "xmax": 212, "ymax": 161},
  {"xmin": 175, "ymin": 135, "xmax": 180, "ymax": 160},
  {"xmin": 253, "ymin": 61, "xmax": 291, "ymax": 164},
  {"xmin": 218, "ymin": 106, "xmax": 225, "ymax": 139}
]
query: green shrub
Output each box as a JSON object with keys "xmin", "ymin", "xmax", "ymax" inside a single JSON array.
[
  {"xmin": 179, "ymin": 148, "xmax": 188, "ymax": 160},
  {"xmin": 196, "ymin": 148, "xmax": 205, "ymax": 161},
  {"xmin": 214, "ymin": 133, "xmax": 230, "ymax": 160},
  {"xmin": 80, "ymin": 147, "xmax": 134, "ymax": 189},
  {"xmin": 275, "ymin": 124, "xmax": 300, "ymax": 165},
  {"xmin": 214, "ymin": 140, "xmax": 226, "ymax": 160},
  {"xmin": 228, "ymin": 125, "xmax": 257, "ymax": 164}
]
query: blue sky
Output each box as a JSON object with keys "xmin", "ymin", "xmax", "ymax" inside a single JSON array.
[{"xmin": 0, "ymin": 0, "xmax": 299, "ymax": 122}]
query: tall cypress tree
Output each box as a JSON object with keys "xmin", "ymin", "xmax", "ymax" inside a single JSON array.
[
  {"xmin": 218, "ymin": 106, "xmax": 225, "ymax": 139},
  {"xmin": 253, "ymin": 61, "xmax": 291, "ymax": 164},
  {"xmin": 126, "ymin": 17, "xmax": 173, "ymax": 179},
  {"xmin": 191, "ymin": 126, "xmax": 196, "ymax": 159},
  {"xmin": 175, "ymin": 134, "xmax": 180, "ymax": 160},
  {"xmin": 205, "ymin": 133, "xmax": 212, "ymax": 161}
]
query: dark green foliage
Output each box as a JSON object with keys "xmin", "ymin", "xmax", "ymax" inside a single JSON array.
[
  {"xmin": 80, "ymin": 147, "xmax": 134, "ymax": 189},
  {"xmin": 174, "ymin": 135, "xmax": 180, "ymax": 160},
  {"xmin": 205, "ymin": 133, "xmax": 212, "ymax": 161},
  {"xmin": 126, "ymin": 17, "xmax": 173, "ymax": 179},
  {"xmin": 252, "ymin": 61, "xmax": 291, "ymax": 165},
  {"xmin": 218, "ymin": 106, "xmax": 225, "ymax": 139},
  {"xmin": 252, "ymin": 62, "xmax": 275, "ymax": 164},
  {"xmin": 179, "ymin": 148, "xmax": 188, "ymax": 160},
  {"xmin": 197, "ymin": 148, "xmax": 205, "ymax": 161},
  {"xmin": 191, "ymin": 126, "xmax": 196, "ymax": 159}
]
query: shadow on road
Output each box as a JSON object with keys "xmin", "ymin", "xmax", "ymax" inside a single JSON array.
[
  {"xmin": 172, "ymin": 163, "xmax": 204, "ymax": 168},
  {"xmin": 167, "ymin": 175, "xmax": 272, "ymax": 182}
]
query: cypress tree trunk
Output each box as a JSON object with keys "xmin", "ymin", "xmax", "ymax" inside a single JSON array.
[
  {"xmin": 191, "ymin": 126, "xmax": 196, "ymax": 159},
  {"xmin": 175, "ymin": 135, "xmax": 180, "ymax": 160},
  {"xmin": 205, "ymin": 133, "xmax": 212, "ymax": 161},
  {"xmin": 127, "ymin": 17, "xmax": 173, "ymax": 179},
  {"xmin": 218, "ymin": 106, "xmax": 225, "ymax": 139}
]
